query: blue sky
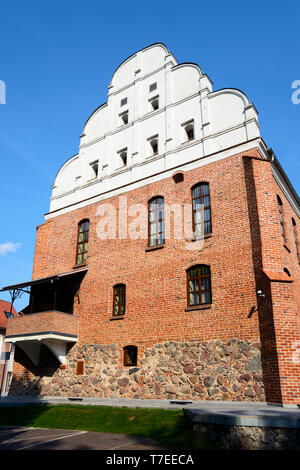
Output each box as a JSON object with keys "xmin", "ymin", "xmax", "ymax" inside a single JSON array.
[{"xmin": 0, "ymin": 0, "xmax": 299, "ymax": 310}]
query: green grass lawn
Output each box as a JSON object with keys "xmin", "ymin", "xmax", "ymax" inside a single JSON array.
[{"xmin": 0, "ymin": 405, "xmax": 219, "ymax": 450}]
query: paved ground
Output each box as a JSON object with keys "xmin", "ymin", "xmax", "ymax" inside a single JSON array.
[{"xmin": 0, "ymin": 426, "xmax": 163, "ymax": 450}]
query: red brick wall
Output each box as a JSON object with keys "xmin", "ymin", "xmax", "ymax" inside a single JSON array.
[
  {"xmin": 244, "ymin": 156, "xmax": 300, "ymax": 404},
  {"xmin": 32, "ymin": 149, "xmax": 262, "ymax": 349},
  {"xmin": 11, "ymin": 148, "xmax": 300, "ymax": 403},
  {"xmin": 6, "ymin": 311, "xmax": 78, "ymax": 338}
]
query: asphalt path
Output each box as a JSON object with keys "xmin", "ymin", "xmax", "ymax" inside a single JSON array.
[{"xmin": 0, "ymin": 426, "xmax": 163, "ymax": 450}]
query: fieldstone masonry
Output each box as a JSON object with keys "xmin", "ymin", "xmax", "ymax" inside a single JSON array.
[
  {"xmin": 193, "ymin": 423, "xmax": 300, "ymax": 450},
  {"xmin": 10, "ymin": 338, "xmax": 265, "ymax": 401}
]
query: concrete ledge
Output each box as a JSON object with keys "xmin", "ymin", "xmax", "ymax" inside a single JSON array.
[{"xmin": 184, "ymin": 408, "xmax": 300, "ymax": 429}]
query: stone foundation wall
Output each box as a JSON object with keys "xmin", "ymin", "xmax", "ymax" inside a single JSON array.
[
  {"xmin": 10, "ymin": 338, "xmax": 265, "ymax": 401},
  {"xmin": 193, "ymin": 423, "xmax": 300, "ymax": 450}
]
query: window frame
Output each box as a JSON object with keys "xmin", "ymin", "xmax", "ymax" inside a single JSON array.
[
  {"xmin": 75, "ymin": 219, "xmax": 90, "ymax": 266},
  {"xmin": 186, "ymin": 265, "xmax": 212, "ymax": 308},
  {"xmin": 123, "ymin": 345, "xmax": 137, "ymax": 367},
  {"xmin": 148, "ymin": 196, "xmax": 164, "ymax": 248},
  {"xmin": 191, "ymin": 183, "xmax": 212, "ymax": 237},
  {"xmin": 113, "ymin": 284, "xmax": 126, "ymax": 317},
  {"xmin": 149, "ymin": 82, "xmax": 157, "ymax": 93}
]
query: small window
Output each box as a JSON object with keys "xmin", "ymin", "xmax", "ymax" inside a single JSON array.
[
  {"xmin": 149, "ymin": 82, "xmax": 157, "ymax": 92},
  {"xmin": 149, "ymin": 137, "xmax": 158, "ymax": 156},
  {"xmin": 76, "ymin": 219, "xmax": 90, "ymax": 265},
  {"xmin": 187, "ymin": 265, "xmax": 212, "ymax": 307},
  {"xmin": 121, "ymin": 97, "xmax": 127, "ymax": 107},
  {"xmin": 148, "ymin": 196, "xmax": 164, "ymax": 247},
  {"xmin": 113, "ymin": 284, "xmax": 126, "ymax": 316},
  {"xmin": 150, "ymin": 96, "xmax": 159, "ymax": 111},
  {"xmin": 184, "ymin": 122, "xmax": 194, "ymax": 141},
  {"xmin": 277, "ymin": 196, "xmax": 286, "ymax": 242},
  {"xmin": 120, "ymin": 110, "xmax": 128, "ymax": 125},
  {"xmin": 172, "ymin": 172, "xmax": 184, "ymax": 183},
  {"xmin": 90, "ymin": 161, "xmax": 98, "ymax": 179},
  {"xmin": 76, "ymin": 360, "xmax": 84, "ymax": 375},
  {"xmin": 292, "ymin": 218, "xmax": 300, "ymax": 261},
  {"xmin": 118, "ymin": 149, "xmax": 127, "ymax": 167},
  {"xmin": 192, "ymin": 183, "xmax": 212, "ymax": 236},
  {"xmin": 124, "ymin": 345, "xmax": 137, "ymax": 367}
]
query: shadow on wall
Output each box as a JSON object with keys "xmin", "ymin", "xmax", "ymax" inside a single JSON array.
[
  {"xmin": 242, "ymin": 156, "xmax": 283, "ymax": 404},
  {"xmin": 9, "ymin": 344, "xmax": 63, "ymax": 397}
]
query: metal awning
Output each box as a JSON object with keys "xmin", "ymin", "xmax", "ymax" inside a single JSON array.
[
  {"xmin": 0, "ymin": 267, "xmax": 88, "ymax": 292},
  {"xmin": 0, "ymin": 267, "xmax": 88, "ymax": 315}
]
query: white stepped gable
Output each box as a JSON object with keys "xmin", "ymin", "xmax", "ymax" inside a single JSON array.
[{"xmin": 48, "ymin": 43, "xmax": 259, "ymax": 218}]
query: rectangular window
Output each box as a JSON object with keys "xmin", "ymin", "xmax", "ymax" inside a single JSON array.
[
  {"xmin": 148, "ymin": 197, "xmax": 164, "ymax": 247},
  {"xmin": 76, "ymin": 220, "xmax": 89, "ymax": 265},
  {"xmin": 124, "ymin": 346, "xmax": 137, "ymax": 366},
  {"xmin": 113, "ymin": 284, "xmax": 126, "ymax": 316},
  {"xmin": 120, "ymin": 97, "xmax": 127, "ymax": 107},
  {"xmin": 187, "ymin": 265, "xmax": 212, "ymax": 307},
  {"xmin": 192, "ymin": 183, "xmax": 212, "ymax": 237},
  {"xmin": 149, "ymin": 82, "xmax": 157, "ymax": 92}
]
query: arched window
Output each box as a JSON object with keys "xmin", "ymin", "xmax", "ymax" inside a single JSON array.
[
  {"xmin": 123, "ymin": 345, "xmax": 137, "ymax": 367},
  {"xmin": 186, "ymin": 265, "xmax": 212, "ymax": 307},
  {"xmin": 148, "ymin": 196, "xmax": 164, "ymax": 247},
  {"xmin": 277, "ymin": 196, "xmax": 286, "ymax": 242},
  {"xmin": 191, "ymin": 183, "xmax": 212, "ymax": 237},
  {"xmin": 76, "ymin": 219, "xmax": 90, "ymax": 265},
  {"xmin": 113, "ymin": 284, "xmax": 126, "ymax": 316}
]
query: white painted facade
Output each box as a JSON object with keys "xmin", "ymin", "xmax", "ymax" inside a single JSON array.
[{"xmin": 47, "ymin": 43, "xmax": 298, "ymax": 219}]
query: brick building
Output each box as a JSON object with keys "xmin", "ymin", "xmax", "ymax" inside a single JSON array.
[{"xmin": 2, "ymin": 44, "xmax": 300, "ymax": 403}]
